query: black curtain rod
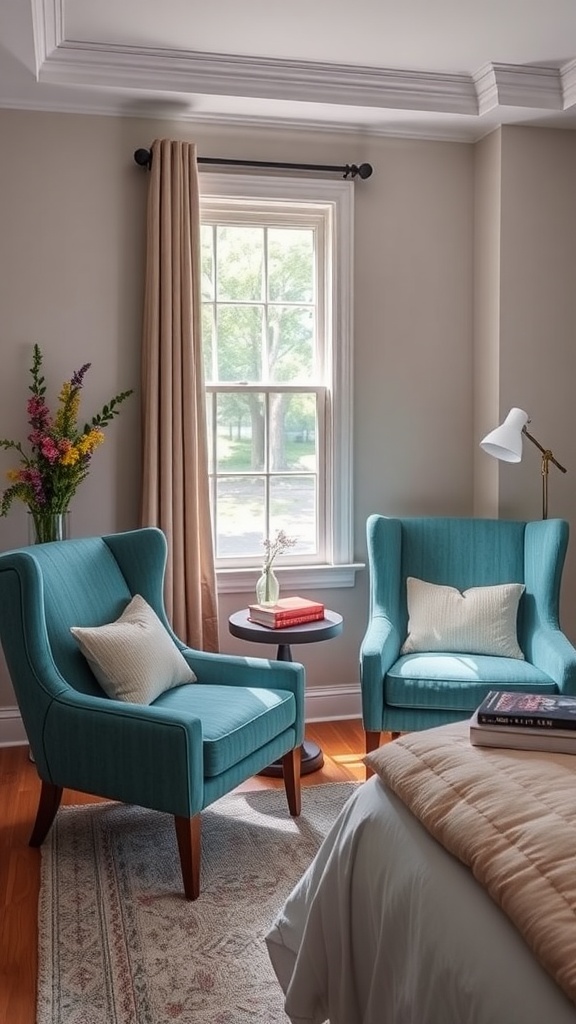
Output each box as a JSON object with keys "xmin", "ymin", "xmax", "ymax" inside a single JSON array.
[{"xmin": 133, "ymin": 148, "xmax": 373, "ymax": 180}]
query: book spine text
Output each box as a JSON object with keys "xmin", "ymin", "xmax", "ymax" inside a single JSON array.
[{"xmin": 477, "ymin": 712, "xmax": 576, "ymax": 731}]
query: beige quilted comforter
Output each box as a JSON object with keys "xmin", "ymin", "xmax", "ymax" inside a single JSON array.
[{"xmin": 365, "ymin": 720, "xmax": 576, "ymax": 1006}]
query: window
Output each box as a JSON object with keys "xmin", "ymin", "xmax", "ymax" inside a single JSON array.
[{"xmin": 200, "ymin": 174, "xmax": 358, "ymax": 591}]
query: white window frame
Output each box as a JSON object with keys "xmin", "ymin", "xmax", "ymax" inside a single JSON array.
[{"xmin": 199, "ymin": 173, "xmax": 362, "ymax": 592}]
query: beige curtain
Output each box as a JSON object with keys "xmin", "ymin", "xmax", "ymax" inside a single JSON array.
[{"xmin": 141, "ymin": 138, "xmax": 219, "ymax": 652}]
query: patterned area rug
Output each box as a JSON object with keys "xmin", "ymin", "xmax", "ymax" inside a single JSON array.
[{"xmin": 38, "ymin": 782, "xmax": 359, "ymax": 1024}]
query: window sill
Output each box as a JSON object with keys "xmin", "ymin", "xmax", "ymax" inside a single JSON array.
[{"xmin": 216, "ymin": 563, "xmax": 365, "ymax": 594}]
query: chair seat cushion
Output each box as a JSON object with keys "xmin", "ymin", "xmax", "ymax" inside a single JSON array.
[
  {"xmin": 154, "ymin": 684, "xmax": 296, "ymax": 776},
  {"xmin": 386, "ymin": 653, "xmax": 557, "ymax": 713}
]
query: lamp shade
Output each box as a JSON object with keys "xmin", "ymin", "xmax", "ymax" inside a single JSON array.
[{"xmin": 479, "ymin": 408, "xmax": 530, "ymax": 463}]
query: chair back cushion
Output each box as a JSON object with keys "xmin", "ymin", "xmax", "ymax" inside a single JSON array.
[
  {"xmin": 0, "ymin": 530, "xmax": 168, "ymax": 753},
  {"xmin": 400, "ymin": 517, "xmax": 526, "ymax": 589},
  {"xmin": 31, "ymin": 537, "xmax": 136, "ymax": 696},
  {"xmin": 397, "ymin": 518, "xmax": 527, "ymax": 643}
]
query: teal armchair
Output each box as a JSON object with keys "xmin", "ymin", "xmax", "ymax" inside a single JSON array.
[
  {"xmin": 361, "ymin": 515, "xmax": 576, "ymax": 764},
  {"xmin": 0, "ymin": 528, "xmax": 305, "ymax": 899}
]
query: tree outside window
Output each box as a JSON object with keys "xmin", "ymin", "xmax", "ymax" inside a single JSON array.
[{"xmin": 200, "ymin": 175, "xmax": 354, "ymax": 582}]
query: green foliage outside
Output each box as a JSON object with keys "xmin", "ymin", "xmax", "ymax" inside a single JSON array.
[
  {"xmin": 202, "ymin": 219, "xmax": 320, "ymax": 555},
  {"xmin": 217, "ymin": 435, "xmax": 316, "ymax": 472}
]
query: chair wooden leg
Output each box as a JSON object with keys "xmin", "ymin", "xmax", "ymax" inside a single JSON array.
[
  {"xmin": 282, "ymin": 747, "xmax": 301, "ymax": 817},
  {"xmin": 174, "ymin": 814, "xmax": 201, "ymax": 900},
  {"xmin": 364, "ymin": 729, "xmax": 382, "ymax": 780},
  {"xmin": 29, "ymin": 780, "xmax": 63, "ymax": 847}
]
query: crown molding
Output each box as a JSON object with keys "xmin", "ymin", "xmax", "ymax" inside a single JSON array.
[
  {"xmin": 23, "ymin": 1, "xmax": 576, "ymax": 142},
  {"xmin": 36, "ymin": 2, "xmax": 477, "ymax": 115},
  {"xmin": 561, "ymin": 59, "xmax": 576, "ymax": 109},
  {"xmin": 38, "ymin": 41, "xmax": 481, "ymax": 116},
  {"xmin": 31, "ymin": 0, "xmax": 63, "ymax": 69},
  {"xmin": 474, "ymin": 62, "xmax": 563, "ymax": 115},
  {"xmin": 35, "ymin": 35, "xmax": 576, "ymax": 123}
]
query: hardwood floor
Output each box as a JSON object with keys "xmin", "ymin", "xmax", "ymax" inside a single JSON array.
[{"xmin": 0, "ymin": 719, "xmax": 370, "ymax": 1024}]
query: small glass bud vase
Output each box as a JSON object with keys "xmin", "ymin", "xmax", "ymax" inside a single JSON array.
[
  {"xmin": 28, "ymin": 511, "xmax": 70, "ymax": 545},
  {"xmin": 255, "ymin": 567, "xmax": 280, "ymax": 606}
]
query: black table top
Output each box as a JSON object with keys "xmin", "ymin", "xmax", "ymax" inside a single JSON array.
[{"xmin": 228, "ymin": 608, "xmax": 343, "ymax": 646}]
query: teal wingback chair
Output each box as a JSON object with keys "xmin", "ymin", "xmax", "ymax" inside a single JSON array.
[
  {"xmin": 0, "ymin": 528, "xmax": 305, "ymax": 899},
  {"xmin": 361, "ymin": 515, "xmax": 576, "ymax": 766}
]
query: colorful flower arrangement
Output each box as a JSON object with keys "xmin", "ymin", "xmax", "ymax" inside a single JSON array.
[{"xmin": 0, "ymin": 345, "xmax": 133, "ymax": 531}]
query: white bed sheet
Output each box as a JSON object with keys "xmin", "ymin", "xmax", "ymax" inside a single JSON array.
[{"xmin": 265, "ymin": 776, "xmax": 576, "ymax": 1024}]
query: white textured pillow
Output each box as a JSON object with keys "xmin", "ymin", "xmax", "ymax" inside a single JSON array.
[
  {"xmin": 71, "ymin": 594, "xmax": 196, "ymax": 704},
  {"xmin": 400, "ymin": 577, "xmax": 525, "ymax": 659}
]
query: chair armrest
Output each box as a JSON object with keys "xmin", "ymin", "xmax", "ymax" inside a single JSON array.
[
  {"xmin": 43, "ymin": 690, "xmax": 206, "ymax": 817},
  {"xmin": 180, "ymin": 648, "xmax": 306, "ymax": 700},
  {"xmin": 360, "ymin": 615, "xmax": 401, "ymax": 731},
  {"xmin": 526, "ymin": 627, "xmax": 576, "ymax": 695},
  {"xmin": 54, "ymin": 687, "xmax": 204, "ymax": 735},
  {"xmin": 182, "ymin": 650, "xmax": 305, "ymax": 749}
]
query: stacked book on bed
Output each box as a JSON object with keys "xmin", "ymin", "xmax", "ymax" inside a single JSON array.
[
  {"xmin": 248, "ymin": 596, "xmax": 325, "ymax": 629},
  {"xmin": 470, "ymin": 690, "xmax": 576, "ymax": 754}
]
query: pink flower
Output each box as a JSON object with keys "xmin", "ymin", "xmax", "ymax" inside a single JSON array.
[
  {"xmin": 20, "ymin": 467, "xmax": 45, "ymax": 504},
  {"xmin": 27, "ymin": 395, "xmax": 51, "ymax": 430},
  {"xmin": 39, "ymin": 437, "xmax": 60, "ymax": 463}
]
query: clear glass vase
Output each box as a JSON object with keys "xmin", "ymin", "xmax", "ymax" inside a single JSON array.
[
  {"xmin": 28, "ymin": 511, "xmax": 70, "ymax": 544},
  {"xmin": 255, "ymin": 567, "xmax": 280, "ymax": 605}
]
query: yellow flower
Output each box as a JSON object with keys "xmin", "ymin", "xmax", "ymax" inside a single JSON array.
[
  {"xmin": 55, "ymin": 382, "xmax": 80, "ymax": 432},
  {"xmin": 6, "ymin": 469, "xmax": 20, "ymax": 481},
  {"xmin": 78, "ymin": 429, "xmax": 105, "ymax": 454},
  {"xmin": 60, "ymin": 447, "xmax": 81, "ymax": 466},
  {"xmin": 58, "ymin": 381, "xmax": 71, "ymax": 404}
]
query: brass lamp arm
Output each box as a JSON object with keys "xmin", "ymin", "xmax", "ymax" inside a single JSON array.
[
  {"xmin": 522, "ymin": 426, "xmax": 567, "ymax": 475},
  {"xmin": 522, "ymin": 425, "xmax": 567, "ymax": 519}
]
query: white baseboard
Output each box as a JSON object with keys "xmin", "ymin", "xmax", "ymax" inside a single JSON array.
[
  {"xmin": 305, "ymin": 684, "xmax": 362, "ymax": 722},
  {"xmin": 0, "ymin": 684, "xmax": 362, "ymax": 748},
  {"xmin": 0, "ymin": 706, "xmax": 28, "ymax": 747}
]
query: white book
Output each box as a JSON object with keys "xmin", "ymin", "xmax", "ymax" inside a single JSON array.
[{"xmin": 469, "ymin": 709, "xmax": 576, "ymax": 755}]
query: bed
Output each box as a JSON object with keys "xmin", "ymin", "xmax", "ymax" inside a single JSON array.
[{"xmin": 265, "ymin": 721, "xmax": 576, "ymax": 1024}]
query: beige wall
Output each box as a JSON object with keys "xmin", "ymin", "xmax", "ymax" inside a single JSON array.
[
  {"xmin": 4, "ymin": 108, "xmax": 574, "ymax": 725},
  {"xmin": 499, "ymin": 127, "xmax": 576, "ymax": 531},
  {"xmin": 473, "ymin": 126, "xmax": 576, "ymax": 630},
  {"xmin": 473, "ymin": 128, "xmax": 502, "ymax": 518}
]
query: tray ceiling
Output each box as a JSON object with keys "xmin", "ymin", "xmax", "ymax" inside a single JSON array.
[{"xmin": 2, "ymin": 1, "xmax": 576, "ymax": 141}]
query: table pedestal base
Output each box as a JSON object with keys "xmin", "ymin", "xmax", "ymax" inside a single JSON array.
[
  {"xmin": 259, "ymin": 738, "xmax": 324, "ymax": 778},
  {"xmin": 228, "ymin": 608, "xmax": 343, "ymax": 781}
]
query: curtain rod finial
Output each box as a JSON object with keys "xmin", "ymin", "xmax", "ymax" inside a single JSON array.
[
  {"xmin": 358, "ymin": 163, "xmax": 373, "ymax": 179},
  {"xmin": 344, "ymin": 163, "xmax": 373, "ymax": 179},
  {"xmin": 134, "ymin": 148, "xmax": 152, "ymax": 170}
]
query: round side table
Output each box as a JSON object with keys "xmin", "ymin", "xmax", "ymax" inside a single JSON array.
[{"xmin": 228, "ymin": 608, "xmax": 343, "ymax": 776}]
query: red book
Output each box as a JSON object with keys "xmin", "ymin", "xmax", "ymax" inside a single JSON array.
[
  {"xmin": 249, "ymin": 609, "xmax": 326, "ymax": 629},
  {"xmin": 248, "ymin": 597, "xmax": 325, "ymax": 628}
]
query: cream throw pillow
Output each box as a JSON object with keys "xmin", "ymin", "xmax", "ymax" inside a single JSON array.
[
  {"xmin": 71, "ymin": 594, "xmax": 196, "ymax": 704},
  {"xmin": 400, "ymin": 577, "xmax": 525, "ymax": 659}
]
